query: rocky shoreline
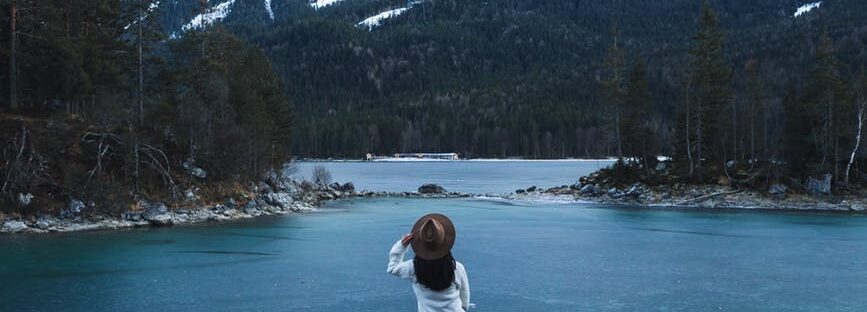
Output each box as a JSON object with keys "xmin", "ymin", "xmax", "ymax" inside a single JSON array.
[
  {"xmin": 509, "ymin": 180, "xmax": 867, "ymax": 212},
  {"xmin": 8, "ymin": 172, "xmax": 864, "ymax": 234},
  {"xmin": 0, "ymin": 174, "xmax": 468, "ymax": 234}
]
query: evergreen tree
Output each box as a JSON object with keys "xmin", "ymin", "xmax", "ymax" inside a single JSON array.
[
  {"xmin": 622, "ymin": 57, "xmax": 653, "ymax": 165},
  {"xmin": 684, "ymin": 1, "xmax": 731, "ymax": 180}
]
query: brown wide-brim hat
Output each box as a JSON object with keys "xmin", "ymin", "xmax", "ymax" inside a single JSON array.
[{"xmin": 411, "ymin": 213, "xmax": 456, "ymax": 260}]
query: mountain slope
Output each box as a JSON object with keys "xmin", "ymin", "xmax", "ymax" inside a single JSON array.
[{"xmin": 160, "ymin": 0, "xmax": 867, "ymax": 158}]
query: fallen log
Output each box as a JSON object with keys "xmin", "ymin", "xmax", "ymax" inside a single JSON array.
[{"xmin": 677, "ymin": 189, "xmax": 744, "ymax": 205}]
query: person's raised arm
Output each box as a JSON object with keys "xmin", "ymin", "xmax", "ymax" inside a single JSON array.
[
  {"xmin": 457, "ymin": 262, "xmax": 470, "ymax": 311},
  {"xmin": 386, "ymin": 233, "xmax": 414, "ymax": 280}
]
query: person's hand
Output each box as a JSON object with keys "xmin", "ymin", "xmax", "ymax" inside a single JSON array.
[{"xmin": 401, "ymin": 233, "xmax": 414, "ymax": 247}]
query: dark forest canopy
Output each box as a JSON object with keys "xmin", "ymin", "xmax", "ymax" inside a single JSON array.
[
  {"xmin": 2, "ymin": 0, "xmax": 867, "ymax": 210},
  {"xmin": 0, "ymin": 0, "xmax": 293, "ymax": 213},
  {"xmin": 172, "ymin": 0, "xmax": 867, "ymax": 160}
]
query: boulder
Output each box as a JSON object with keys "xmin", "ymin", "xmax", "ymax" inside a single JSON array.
[
  {"xmin": 768, "ymin": 184, "xmax": 788, "ymax": 199},
  {"xmin": 806, "ymin": 174, "xmax": 832, "ymax": 195},
  {"xmin": 607, "ymin": 188, "xmax": 622, "ymax": 198},
  {"xmin": 850, "ymin": 203, "xmax": 866, "ymax": 212},
  {"xmin": 418, "ymin": 184, "xmax": 447, "ymax": 194},
  {"xmin": 655, "ymin": 162, "xmax": 668, "ymax": 172},
  {"xmin": 224, "ymin": 198, "xmax": 237, "ymax": 209},
  {"xmin": 147, "ymin": 214, "xmax": 174, "ymax": 226},
  {"xmin": 141, "ymin": 201, "xmax": 169, "ymax": 224},
  {"xmin": 336, "ymin": 182, "xmax": 355, "ymax": 193},
  {"xmin": 61, "ymin": 199, "xmax": 86, "ymax": 219},
  {"xmin": 182, "ymin": 160, "xmax": 207, "ymax": 179},
  {"xmin": 626, "ymin": 185, "xmax": 643, "ymax": 197},
  {"xmin": 262, "ymin": 192, "xmax": 295, "ymax": 209},
  {"xmin": 123, "ymin": 212, "xmax": 143, "ymax": 222},
  {"xmin": 527, "ymin": 186, "xmax": 538, "ymax": 192},
  {"xmin": 580, "ymin": 184, "xmax": 595, "ymax": 195},
  {"xmin": 2, "ymin": 220, "xmax": 29, "ymax": 233}
]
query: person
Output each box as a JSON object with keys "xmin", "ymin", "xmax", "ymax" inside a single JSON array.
[{"xmin": 387, "ymin": 213, "xmax": 470, "ymax": 311}]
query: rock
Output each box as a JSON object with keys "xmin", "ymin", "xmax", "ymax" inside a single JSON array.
[
  {"xmin": 123, "ymin": 212, "xmax": 143, "ymax": 222},
  {"xmin": 35, "ymin": 216, "xmax": 54, "ymax": 230},
  {"xmin": 224, "ymin": 198, "xmax": 237, "ymax": 209},
  {"xmin": 2, "ymin": 220, "xmax": 29, "ymax": 233},
  {"xmin": 726, "ymin": 160, "xmax": 737, "ymax": 169},
  {"xmin": 580, "ymin": 184, "xmax": 595, "ymax": 194},
  {"xmin": 147, "ymin": 214, "xmax": 174, "ymax": 226},
  {"xmin": 626, "ymin": 185, "xmax": 643, "ymax": 197},
  {"xmin": 141, "ymin": 201, "xmax": 169, "ymax": 223},
  {"xmin": 607, "ymin": 188, "xmax": 622, "ymax": 198},
  {"xmin": 184, "ymin": 188, "xmax": 200, "ymax": 202},
  {"xmin": 527, "ymin": 186, "xmax": 538, "ymax": 192},
  {"xmin": 336, "ymin": 182, "xmax": 355, "ymax": 193},
  {"xmin": 182, "ymin": 160, "xmax": 207, "ymax": 179},
  {"xmin": 768, "ymin": 184, "xmax": 788, "ymax": 199},
  {"xmin": 262, "ymin": 192, "xmax": 295, "ymax": 209},
  {"xmin": 515, "ymin": 189, "xmax": 526, "ymax": 194},
  {"xmin": 850, "ymin": 203, "xmax": 866, "ymax": 212},
  {"xmin": 655, "ymin": 162, "xmax": 668, "ymax": 172},
  {"xmin": 18, "ymin": 193, "xmax": 33, "ymax": 206},
  {"xmin": 418, "ymin": 184, "xmax": 447, "ymax": 194},
  {"xmin": 806, "ymin": 174, "xmax": 833, "ymax": 195},
  {"xmin": 61, "ymin": 199, "xmax": 86, "ymax": 219}
]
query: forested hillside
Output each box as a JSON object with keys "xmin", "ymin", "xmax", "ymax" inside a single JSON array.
[
  {"xmin": 0, "ymin": 0, "xmax": 293, "ymax": 214},
  {"xmin": 155, "ymin": 0, "xmax": 867, "ymax": 159}
]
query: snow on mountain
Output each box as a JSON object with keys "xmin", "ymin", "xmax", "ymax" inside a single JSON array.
[
  {"xmin": 356, "ymin": 1, "xmax": 425, "ymax": 31},
  {"xmin": 181, "ymin": 0, "xmax": 237, "ymax": 32},
  {"xmin": 265, "ymin": 0, "xmax": 275, "ymax": 20},
  {"xmin": 794, "ymin": 1, "xmax": 822, "ymax": 17},
  {"xmin": 357, "ymin": 7, "xmax": 409, "ymax": 30},
  {"xmin": 124, "ymin": 1, "xmax": 160, "ymax": 31},
  {"xmin": 310, "ymin": 0, "xmax": 344, "ymax": 10}
]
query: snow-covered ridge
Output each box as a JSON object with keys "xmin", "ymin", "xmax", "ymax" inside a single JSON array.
[
  {"xmin": 265, "ymin": 0, "xmax": 275, "ymax": 20},
  {"xmin": 356, "ymin": 0, "xmax": 424, "ymax": 31},
  {"xmin": 357, "ymin": 7, "xmax": 409, "ymax": 30},
  {"xmin": 794, "ymin": 1, "xmax": 822, "ymax": 17},
  {"xmin": 182, "ymin": 0, "xmax": 237, "ymax": 32},
  {"xmin": 310, "ymin": 0, "xmax": 344, "ymax": 10}
]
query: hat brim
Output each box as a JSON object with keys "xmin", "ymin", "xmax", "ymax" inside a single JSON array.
[{"xmin": 411, "ymin": 213, "xmax": 455, "ymax": 260}]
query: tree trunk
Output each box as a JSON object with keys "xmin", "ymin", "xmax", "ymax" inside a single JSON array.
[
  {"xmin": 845, "ymin": 102, "xmax": 864, "ymax": 184},
  {"xmin": 696, "ymin": 96, "xmax": 703, "ymax": 180},
  {"xmin": 685, "ymin": 78, "xmax": 694, "ymax": 177},
  {"xmin": 9, "ymin": 2, "xmax": 18, "ymax": 111},
  {"xmin": 138, "ymin": 0, "xmax": 144, "ymax": 125}
]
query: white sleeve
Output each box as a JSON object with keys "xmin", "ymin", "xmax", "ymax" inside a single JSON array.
[
  {"xmin": 457, "ymin": 262, "xmax": 470, "ymax": 311},
  {"xmin": 386, "ymin": 240, "xmax": 414, "ymax": 280}
]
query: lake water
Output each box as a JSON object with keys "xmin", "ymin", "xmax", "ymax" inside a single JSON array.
[
  {"xmin": 294, "ymin": 160, "xmax": 613, "ymax": 194},
  {"xmin": 3, "ymin": 161, "xmax": 867, "ymax": 311}
]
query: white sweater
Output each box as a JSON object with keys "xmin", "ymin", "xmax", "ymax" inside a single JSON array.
[{"xmin": 387, "ymin": 240, "xmax": 470, "ymax": 312}]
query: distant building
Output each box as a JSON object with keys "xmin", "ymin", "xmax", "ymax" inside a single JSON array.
[{"xmin": 365, "ymin": 153, "xmax": 460, "ymax": 160}]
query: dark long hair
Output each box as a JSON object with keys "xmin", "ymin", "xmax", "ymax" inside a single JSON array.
[{"xmin": 413, "ymin": 253, "xmax": 456, "ymax": 291}]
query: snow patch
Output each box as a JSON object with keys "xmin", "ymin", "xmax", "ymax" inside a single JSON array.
[
  {"xmin": 794, "ymin": 1, "xmax": 821, "ymax": 17},
  {"xmin": 357, "ymin": 7, "xmax": 409, "ymax": 30},
  {"xmin": 310, "ymin": 0, "xmax": 344, "ymax": 10},
  {"xmin": 182, "ymin": 0, "xmax": 237, "ymax": 32},
  {"xmin": 265, "ymin": 0, "xmax": 275, "ymax": 20},
  {"xmin": 124, "ymin": 1, "xmax": 161, "ymax": 31}
]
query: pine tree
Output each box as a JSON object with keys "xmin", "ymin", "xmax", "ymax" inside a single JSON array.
[
  {"xmin": 685, "ymin": 1, "xmax": 731, "ymax": 180},
  {"xmin": 622, "ymin": 56, "xmax": 652, "ymax": 165},
  {"xmin": 600, "ymin": 26, "xmax": 627, "ymax": 157}
]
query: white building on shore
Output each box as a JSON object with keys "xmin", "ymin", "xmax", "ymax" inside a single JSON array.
[{"xmin": 365, "ymin": 153, "xmax": 460, "ymax": 161}]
